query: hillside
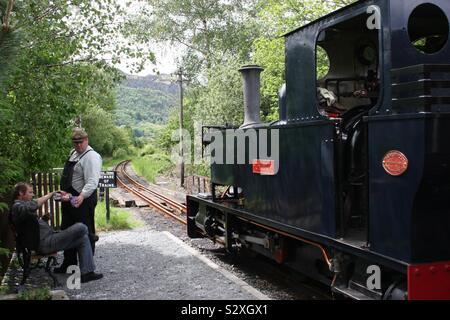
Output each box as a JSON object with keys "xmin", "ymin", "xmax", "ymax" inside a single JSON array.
[
  {"xmin": 124, "ymin": 74, "xmax": 178, "ymax": 95},
  {"xmin": 115, "ymin": 74, "xmax": 178, "ymax": 138}
]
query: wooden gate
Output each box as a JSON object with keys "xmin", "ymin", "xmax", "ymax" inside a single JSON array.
[{"xmin": 31, "ymin": 170, "xmax": 63, "ymax": 229}]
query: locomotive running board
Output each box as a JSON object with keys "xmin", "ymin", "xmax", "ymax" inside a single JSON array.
[{"xmin": 332, "ymin": 286, "xmax": 375, "ymax": 300}]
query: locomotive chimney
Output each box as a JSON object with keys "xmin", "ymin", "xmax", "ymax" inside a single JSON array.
[{"xmin": 239, "ymin": 65, "xmax": 264, "ymax": 128}]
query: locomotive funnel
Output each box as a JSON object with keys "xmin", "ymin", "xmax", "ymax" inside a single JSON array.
[{"xmin": 239, "ymin": 65, "xmax": 264, "ymax": 128}]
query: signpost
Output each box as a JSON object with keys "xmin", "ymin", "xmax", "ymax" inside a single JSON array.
[{"xmin": 98, "ymin": 171, "xmax": 117, "ymax": 223}]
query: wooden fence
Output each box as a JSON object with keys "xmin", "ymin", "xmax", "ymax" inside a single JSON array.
[
  {"xmin": 31, "ymin": 170, "xmax": 63, "ymax": 229},
  {"xmin": 32, "ymin": 171, "xmax": 210, "ymax": 227},
  {"xmin": 185, "ymin": 175, "xmax": 211, "ymax": 195}
]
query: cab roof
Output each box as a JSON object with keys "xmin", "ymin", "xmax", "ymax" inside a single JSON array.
[{"xmin": 283, "ymin": 0, "xmax": 368, "ymax": 37}]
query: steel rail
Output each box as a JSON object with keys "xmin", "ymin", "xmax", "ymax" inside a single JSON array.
[
  {"xmin": 114, "ymin": 160, "xmax": 186, "ymax": 225},
  {"xmin": 115, "ymin": 160, "xmax": 224, "ymax": 245},
  {"xmin": 119, "ymin": 160, "xmax": 187, "ymax": 214}
]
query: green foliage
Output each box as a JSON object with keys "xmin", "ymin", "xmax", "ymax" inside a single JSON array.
[
  {"xmin": 114, "ymin": 74, "xmax": 177, "ymax": 143},
  {"xmin": 317, "ymin": 46, "xmax": 331, "ymax": 80},
  {"xmin": 186, "ymin": 163, "xmax": 211, "ymax": 178},
  {"xmin": 193, "ymin": 60, "xmax": 245, "ymax": 126},
  {"xmin": 17, "ymin": 286, "xmax": 51, "ymax": 300},
  {"xmin": 95, "ymin": 205, "xmax": 142, "ymax": 232},
  {"xmin": 124, "ymin": 1, "xmax": 263, "ymax": 179},
  {"xmin": 128, "ymin": 0, "xmax": 260, "ymax": 77},
  {"xmin": 0, "ymin": 284, "xmax": 8, "ymax": 295},
  {"xmin": 139, "ymin": 144, "xmax": 157, "ymax": 157},
  {"xmin": 102, "ymin": 156, "xmax": 129, "ymax": 171},
  {"xmin": 112, "ymin": 148, "xmax": 129, "ymax": 160},
  {"xmin": 0, "ymin": 0, "xmax": 154, "ymax": 202},
  {"xmin": 82, "ymin": 104, "xmax": 136, "ymax": 158},
  {"xmin": 156, "ymin": 59, "xmax": 248, "ymax": 160},
  {"xmin": 253, "ymin": 36, "xmax": 285, "ymax": 121},
  {"xmin": 116, "ymin": 86, "xmax": 176, "ymax": 126},
  {"xmin": 156, "ymin": 107, "xmax": 183, "ymax": 153},
  {"xmin": 0, "ymin": 241, "xmax": 9, "ymax": 256},
  {"xmin": 134, "ymin": 123, "xmax": 165, "ymax": 140},
  {"xmin": 0, "ymin": 156, "xmax": 23, "ymax": 207},
  {"xmin": 131, "ymin": 154, "xmax": 173, "ymax": 184}
]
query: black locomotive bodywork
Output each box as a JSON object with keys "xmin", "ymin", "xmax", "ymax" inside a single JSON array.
[{"xmin": 187, "ymin": 0, "xmax": 450, "ymax": 300}]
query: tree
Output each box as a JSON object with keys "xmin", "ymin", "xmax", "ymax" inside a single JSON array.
[
  {"xmin": 0, "ymin": 0, "xmax": 154, "ymax": 208},
  {"xmin": 127, "ymin": 0, "xmax": 260, "ymax": 78},
  {"xmin": 191, "ymin": 59, "xmax": 244, "ymax": 126}
]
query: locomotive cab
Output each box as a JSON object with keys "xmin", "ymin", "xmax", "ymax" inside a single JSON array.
[
  {"xmin": 314, "ymin": 7, "xmax": 382, "ymax": 241},
  {"xmin": 316, "ymin": 13, "xmax": 380, "ymax": 117}
]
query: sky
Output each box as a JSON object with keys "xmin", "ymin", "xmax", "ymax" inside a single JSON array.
[{"xmin": 118, "ymin": 44, "xmax": 182, "ymax": 76}]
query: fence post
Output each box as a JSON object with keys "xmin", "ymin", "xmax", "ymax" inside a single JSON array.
[
  {"xmin": 106, "ymin": 187, "xmax": 110, "ymax": 224},
  {"xmin": 54, "ymin": 172, "xmax": 61, "ymax": 229},
  {"xmin": 37, "ymin": 173, "xmax": 43, "ymax": 217},
  {"xmin": 49, "ymin": 172, "xmax": 55, "ymax": 228}
]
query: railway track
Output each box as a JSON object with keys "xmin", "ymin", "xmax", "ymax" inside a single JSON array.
[{"xmin": 114, "ymin": 160, "xmax": 187, "ymax": 224}]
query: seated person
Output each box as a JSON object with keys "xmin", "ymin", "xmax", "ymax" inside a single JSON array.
[
  {"xmin": 10, "ymin": 182, "xmax": 103, "ymax": 283},
  {"xmin": 317, "ymin": 87, "xmax": 346, "ymax": 117}
]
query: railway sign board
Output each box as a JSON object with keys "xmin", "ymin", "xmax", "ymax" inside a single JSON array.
[
  {"xmin": 98, "ymin": 170, "xmax": 117, "ymax": 224},
  {"xmin": 98, "ymin": 171, "xmax": 117, "ymax": 188}
]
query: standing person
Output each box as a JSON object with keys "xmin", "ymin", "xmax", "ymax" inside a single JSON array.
[
  {"xmin": 10, "ymin": 183, "xmax": 103, "ymax": 282},
  {"xmin": 55, "ymin": 127, "xmax": 102, "ymax": 273}
]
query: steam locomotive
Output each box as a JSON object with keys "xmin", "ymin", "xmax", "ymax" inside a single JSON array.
[{"xmin": 187, "ymin": 0, "xmax": 450, "ymax": 300}]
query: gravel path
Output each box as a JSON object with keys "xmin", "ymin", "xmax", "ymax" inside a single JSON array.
[{"xmin": 64, "ymin": 225, "xmax": 266, "ymax": 300}]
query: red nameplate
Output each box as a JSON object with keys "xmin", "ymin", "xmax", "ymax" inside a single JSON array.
[{"xmin": 252, "ymin": 160, "xmax": 276, "ymax": 176}]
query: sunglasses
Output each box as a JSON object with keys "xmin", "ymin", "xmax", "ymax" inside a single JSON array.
[{"xmin": 72, "ymin": 140, "xmax": 84, "ymax": 145}]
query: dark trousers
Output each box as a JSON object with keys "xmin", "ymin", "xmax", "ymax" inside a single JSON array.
[
  {"xmin": 60, "ymin": 188, "xmax": 97, "ymax": 266},
  {"xmin": 40, "ymin": 223, "xmax": 95, "ymax": 274}
]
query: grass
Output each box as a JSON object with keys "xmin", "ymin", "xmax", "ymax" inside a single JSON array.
[
  {"xmin": 17, "ymin": 286, "xmax": 51, "ymax": 300},
  {"xmin": 102, "ymin": 155, "xmax": 130, "ymax": 170},
  {"xmin": 131, "ymin": 153, "xmax": 174, "ymax": 183},
  {"xmin": 95, "ymin": 202, "xmax": 143, "ymax": 232},
  {"xmin": 102, "ymin": 144, "xmax": 176, "ymax": 183}
]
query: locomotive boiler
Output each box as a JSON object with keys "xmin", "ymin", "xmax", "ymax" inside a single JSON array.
[{"xmin": 187, "ymin": 0, "xmax": 450, "ymax": 300}]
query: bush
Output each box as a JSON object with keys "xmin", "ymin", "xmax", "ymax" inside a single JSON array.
[
  {"xmin": 140, "ymin": 144, "xmax": 156, "ymax": 157},
  {"xmin": 112, "ymin": 148, "xmax": 128, "ymax": 159}
]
